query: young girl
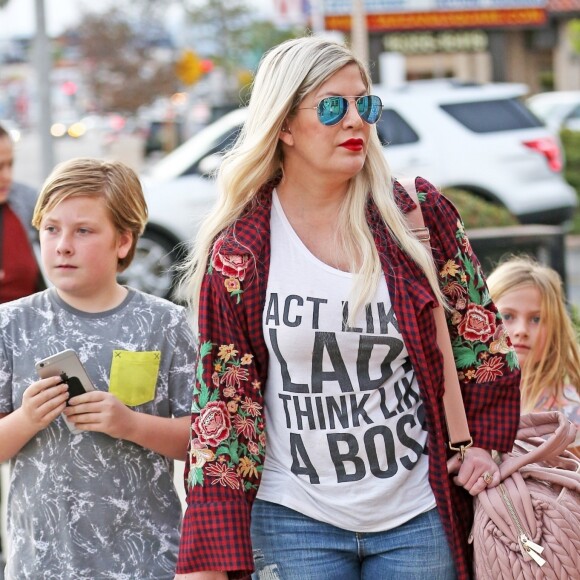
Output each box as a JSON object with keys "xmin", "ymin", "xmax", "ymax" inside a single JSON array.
[{"xmin": 487, "ymin": 256, "xmax": 580, "ymax": 454}]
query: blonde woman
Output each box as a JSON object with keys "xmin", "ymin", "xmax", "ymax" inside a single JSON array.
[
  {"xmin": 488, "ymin": 256, "xmax": 580, "ymax": 454},
  {"xmin": 175, "ymin": 36, "xmax": 520, "ymax": 580}
]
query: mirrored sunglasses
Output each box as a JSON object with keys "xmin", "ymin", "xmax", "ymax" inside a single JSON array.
[{"xmin": 299, "ymin": 95, "xmax": 383, "ymax": 126}]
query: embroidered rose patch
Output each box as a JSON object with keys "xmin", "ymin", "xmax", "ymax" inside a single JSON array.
[{"xmin": 188, "ymin": 340, "xmax": 264, "ymax": 491}]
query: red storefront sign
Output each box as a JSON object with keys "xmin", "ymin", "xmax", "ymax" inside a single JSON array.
[{"xmin": 325, "ymin": 7, "xmax": 547, "ymax": 30}]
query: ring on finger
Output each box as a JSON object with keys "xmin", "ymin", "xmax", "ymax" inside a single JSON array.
[{"xmin": 482, "ymin": 472, "xmax": 493, "ymax": 486}]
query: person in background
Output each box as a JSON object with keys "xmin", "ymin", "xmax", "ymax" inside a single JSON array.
[
  {"xmin": 0, "ymin": 158, "xmax": 196, "ymax": 579},
  {"xmin": 0, "ymin": 122, "xmax": 43, "ymax": 303},
  {"xmin": 488, "ymin": 256, "xmax": 580, "ymax": 455},
  {"xmin": 174, "ymin": 36, "xmax": 521, "ymax": 580},
  {"xmin": 0, "ymin": 122, "xmax": 43, "ymax": 568}
]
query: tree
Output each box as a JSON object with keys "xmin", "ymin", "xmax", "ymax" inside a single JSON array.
[
  {"xmin": 75, "ymin": 8, "xmax": 179, "ymax": 114},
  {"xmin": 183, "ymin": 0, "xmax": 252, "ymax": 102},
  {"xmin": 236, "ymin": 19, "xmax": 304, "ymax": 102},
  {"xmin": 70, "ymin": 0, "xmax": 303, "ymax": 111},
  {"xmin": 183, "ymin": 0, "xmax": 304, "ymax": 103},
  {"xmin": 241, "ymin": 19, "xmax": 303, "ymax": 69},
  {"xmin": 569, "ymin": 19, "xmax": 580, "ymax": 55}
]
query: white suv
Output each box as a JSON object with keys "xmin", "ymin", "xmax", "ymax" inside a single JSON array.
[
  {"xmin": 123, "ymin": 79, "xmax": 578, "ymax": 298},
  {"xmin": 526, "ymin": 91, "xmax": 580, "ymax": 132}
]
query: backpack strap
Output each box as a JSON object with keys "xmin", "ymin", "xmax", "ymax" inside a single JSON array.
[{"xmin": 399, "ymin": 178, "xmax": 473, "ymax": 457}]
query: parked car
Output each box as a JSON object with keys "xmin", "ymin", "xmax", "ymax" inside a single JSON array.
[
  {"xmin": 143, "ymin": 119, "xmax": 185, "ymax": 156},
  {"xmin": 120, "ymin": 80, "xmax": 578, "ymax": 299},
  {"xmin": 526, "ymin": 91, "xmax": 580, "ymax": 132}
]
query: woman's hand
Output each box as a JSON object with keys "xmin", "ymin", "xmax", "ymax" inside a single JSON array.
[{"xmin": 447, "ymin": 446, "xmax": 500, "ymax": 496}]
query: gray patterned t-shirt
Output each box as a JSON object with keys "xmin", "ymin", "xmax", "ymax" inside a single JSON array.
[{"xmin": 0, "ymin": 288, "xmax": 196, "ymax": 580}]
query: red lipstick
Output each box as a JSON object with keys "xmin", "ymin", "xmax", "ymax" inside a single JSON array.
[{"xmin": 340, "ymin": 138, "xmax": 364, "ymax": 151}]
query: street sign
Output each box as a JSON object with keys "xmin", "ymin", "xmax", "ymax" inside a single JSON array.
[{"xmin": 176, "ymin": 50, "xmax": 203, "ymax": 86}]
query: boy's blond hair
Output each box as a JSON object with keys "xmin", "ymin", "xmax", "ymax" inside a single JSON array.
[{"xmin": 32, "ymin": 158, "xmax": 147, "ymax": 271}]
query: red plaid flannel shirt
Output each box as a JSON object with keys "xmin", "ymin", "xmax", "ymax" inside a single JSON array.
[{"xmin": 176, "ymin": 176, "xmax": 521, "ymax": 579}]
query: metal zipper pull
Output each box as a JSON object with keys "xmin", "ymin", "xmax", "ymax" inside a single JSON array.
[
  {"xmin": 521, "ymin": 536, "xmax": 546, "ymax": 567},
  {"xmin": 497, "ymin": 483, "xmax": 547, "ymax": 568},
  {"xmin": 521, "ymin": 535, "xmax": 544, "ymax": 555}
]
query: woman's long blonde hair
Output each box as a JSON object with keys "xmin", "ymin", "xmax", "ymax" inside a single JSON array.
[
  {"xmin": 487, "ymin": 256, "xmax": 580, "ymax": 412},
  {"xmin": 180, "ymin": 35, "xmax": 444, "ymax": 322}
]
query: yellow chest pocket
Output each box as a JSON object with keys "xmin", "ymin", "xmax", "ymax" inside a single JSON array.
[{"xmin": 109, "ymin": 350, "xmax": 161, "ymax": 407}]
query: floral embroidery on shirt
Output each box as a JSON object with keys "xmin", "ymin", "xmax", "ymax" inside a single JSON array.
[
  {"xmin": 189, "ymin": 340, "xmax": 264, "ymax": 491},
  {"xmin": 440, "ymin": 219, "xmax": 519, "ymax": 381},
  {"xmin": 440, "ymin": 260, "xmax": 460, "ymax": 278},
  {"xmin": 209, "ymin": 238, "xmax": 251, "ymax": 303},
  {"xmin": 458, "ymin": 304, "xmax": 495, "ymax": 342},
  {"xmin": 489, "ymin": 324, "xmax": 512, "ymax": 355},
  {"xmin": 475, "ymin": 356, "xmax": 505, "ymax": 382}
]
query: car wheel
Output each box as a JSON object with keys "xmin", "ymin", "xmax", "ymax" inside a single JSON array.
[{"xmin": 118, "ymin": 228, "xmax": 181, "ymax": 300}]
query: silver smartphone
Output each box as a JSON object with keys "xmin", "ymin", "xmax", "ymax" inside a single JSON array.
[{"xmin": 35, "ymin": 349, "xmax": 96, "ymax": 434}]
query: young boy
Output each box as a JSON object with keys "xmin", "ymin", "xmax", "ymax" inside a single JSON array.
[{"xmin": 0, "ymin": 158, "xmax": 195, "ymax": 579}]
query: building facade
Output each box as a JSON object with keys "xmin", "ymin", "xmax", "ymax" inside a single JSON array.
[{"xmin": 274, "ymin": 0, "xmax": 580, "ymax": 93}]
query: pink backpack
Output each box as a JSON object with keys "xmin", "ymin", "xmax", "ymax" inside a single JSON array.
[{"xmin": 470, "ymin": 412, "xmax": 580, "ymax": 579}]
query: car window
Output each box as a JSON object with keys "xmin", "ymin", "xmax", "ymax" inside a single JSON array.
[
  {"xmin": 147, "ymin": 109, "xmax": 247, "ymax": 180},
  {"xmin": 376, "ymin": 109, "xmax": 419, "ymax": 146},
  {"xmin": 440, "ymin": 98, "xmax": 543, "ymax": 133},
  {"xmin": 567, "ymin": 104, "xmax": 580, "ymax": 121},
  {"xmin": 181, "ymin": 126, "xmax": 241, "ymax": 176}
]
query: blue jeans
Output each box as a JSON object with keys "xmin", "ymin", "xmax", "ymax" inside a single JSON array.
[{"xmin": 251, "ymin": 500, "xmax": 456, "ymax": 580}]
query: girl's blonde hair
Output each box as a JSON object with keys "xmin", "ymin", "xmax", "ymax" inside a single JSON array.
[
  {"xmin": 487, "ymin": 256, "xmax": 580, "ymax": 412},
  {"xmin": 181, "ymin": 35, "xmax": 444, "ymax": 320},
  {"xmin": 32, "ymin": 157, "xmax": 147, "ymax": 272}
]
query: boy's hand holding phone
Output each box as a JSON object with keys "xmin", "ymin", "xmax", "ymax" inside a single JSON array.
[
  {"xmin": 21, "ymin": 377, "xmax": 70, "ymax": 432},
  {"xmin": 35, "ymin": 349, "xmax": 97, "ymax": 434},
  {"xmin": 63, "ymin": 390, "xmax": 134, "ymax": 439}
]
